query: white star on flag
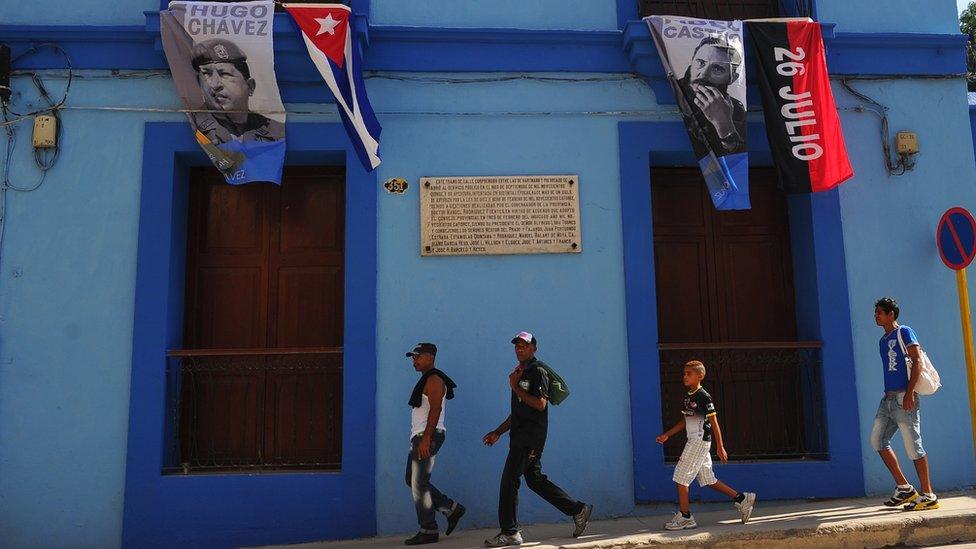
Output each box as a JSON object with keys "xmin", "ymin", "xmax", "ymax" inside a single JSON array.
[{"xmin": 315, "ymin": 14, "xmax": 340, "ymax": 36}]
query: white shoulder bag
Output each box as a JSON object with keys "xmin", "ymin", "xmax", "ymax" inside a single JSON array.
[{"xmin": 896, "ymin": 327, "xmax": 941, "ymax": 396}]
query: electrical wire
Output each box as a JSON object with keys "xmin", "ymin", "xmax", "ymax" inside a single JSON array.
[
  {"xmin": 0, "ymin": 66, "xmax": 949, "ymax": 159},
  {"xmin": 0, "ymin": 43, "xmax": 70, "ymax": 267},
  {"xmin": 839, "ymin": 78, "xmax": 914, "ymax": 176},
  {"xmin": 367, "ymin": 74, "xmax": 645, "ymax": 84},
  {"xmin": 0, "ymin": 103, "xmax": 694, "ymax": 119},
  {"xmin": 0, "ymin": 71, "xmax": 652, "ymax": 127},
  {"xmin": 6, "ymin": 43, "xmax": 72, "ymax": 118},
  {"xmin": 29, "ymin": 73, "xmax": 60, "ymax": 174},
  {"xmin": 0, "ymin": 107, "xmax": 16, "ymax": 261},
  {"xmin": 2, "ymin": 71, "xmax": 943, "ymax": 122}
]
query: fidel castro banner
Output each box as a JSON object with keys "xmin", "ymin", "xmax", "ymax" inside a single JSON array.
[{"xmin": 646, "ymin": 16, "xmax": 751, "ymax": 210}]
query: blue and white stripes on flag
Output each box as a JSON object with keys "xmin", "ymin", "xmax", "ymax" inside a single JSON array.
[{"xmin": 285, "ymin": 3, "xmax": 382, "ymax": 171}]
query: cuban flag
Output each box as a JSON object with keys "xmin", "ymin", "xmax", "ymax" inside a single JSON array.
[{"xmin": 284, "ymin": 3, "xmax": 381, "ymax": 171}]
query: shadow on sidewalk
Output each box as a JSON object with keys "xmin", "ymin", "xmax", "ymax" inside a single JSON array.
[{"xmin": 723, "ymin": 504, "xmax": 908, "ymax": 525}]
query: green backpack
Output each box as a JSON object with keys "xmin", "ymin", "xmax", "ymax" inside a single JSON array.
[{"xmin": 536, "ymin": 360, "xmax": 570, "ymax": 405}]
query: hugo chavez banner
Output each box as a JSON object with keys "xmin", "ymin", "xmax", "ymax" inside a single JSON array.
[
  {"xmin": 646, "ymin": 16, "xmax": 750, "ymax": 210},
  {"xmin": 160, "ymin": 1, "xmax": 285, "ymax": 185},
  {"xmin": 748, "ymin": 20, "xmax": 853, "ymax": 193}
]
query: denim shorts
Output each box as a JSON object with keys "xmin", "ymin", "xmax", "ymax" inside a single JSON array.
[{"xmin": 870, "ymin": 392, "xmax": 925, "ymax": 460}]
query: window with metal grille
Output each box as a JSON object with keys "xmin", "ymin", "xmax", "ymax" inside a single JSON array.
[
  {"xmin": 165, "ymin": 166, "xmax": 347, "ymax": 474},
  {"xmin": 639, "ymin": 0, "xmax": 781, "ymax": 19},
  {"xmin": 651, "ymin": 168, "xmax": 829, "ymax": 461}
]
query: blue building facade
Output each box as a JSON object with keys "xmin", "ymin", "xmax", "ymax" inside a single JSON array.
[{"xmin": 0, "ymin": 1, "xmax": 974, "ymax": 547}]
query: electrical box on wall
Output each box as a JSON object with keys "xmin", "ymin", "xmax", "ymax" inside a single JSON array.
[
  {"xmin": 32, "ymin": 115, "xmax": 57, "ymax": 148},
  {"xmin": 896, "ymin": 131, "xmax": 919, "ymax": 155}
]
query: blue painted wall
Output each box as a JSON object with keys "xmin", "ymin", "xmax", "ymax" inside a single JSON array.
[
  {"xmin": 2, "ymin": 0, "xmax": 976, "ymax": 546},
  {"xmin": 0, "ymin": 0, "xmax": 158, "ymax": 25},
  {"xmin": 833, "ymin": 77, "xmax": 976, "ymax": 493},
  {"xmin": 0, "ymin": 1, "xmax": 963, "ymax": 33},
  {"xmin": 0, "ymin": 0, "xmax": 620, "ymax": 29},
  {"xmin": 369, "ymin": 72, "xmax": 648, "ymax": 534},
  {"xmin": 817, "ymin": 0, "xmax": 960, "ymax": 33},
  {"xmin": 371, "ymin": 0, "xmax": 617, "ymax": 30},
  {"xmin": 0, "ymin": 75, "xmax": 181, "ymax": 547}
]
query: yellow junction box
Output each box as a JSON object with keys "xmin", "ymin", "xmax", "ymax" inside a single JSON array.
[{"xmin": 32, "ymin": 115, "xmax": 57, "ymax": 148}]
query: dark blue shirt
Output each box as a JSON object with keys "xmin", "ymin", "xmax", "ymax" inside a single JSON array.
[{"xmin": 879, "ymin": 325, "xmax": 919, "ymax": 392}]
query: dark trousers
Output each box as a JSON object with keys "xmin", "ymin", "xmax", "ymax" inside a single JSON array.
[
  {"xmin": 405, "ymin": 431, "xmax": 456, "ymax": 533},
  {"xmin": 498, "ymin": 445, "xmax": 583, "ymax": 534}
]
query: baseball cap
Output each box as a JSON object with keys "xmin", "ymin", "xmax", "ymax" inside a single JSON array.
[
  {"xmin": 511, "ymin": 331, "xmax": 536, "ymax": 345},
  {"xmin": 406, "ymin": 342, "xmax": 437, "ymax": 357}
]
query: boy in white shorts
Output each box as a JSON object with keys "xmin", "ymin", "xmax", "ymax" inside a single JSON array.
[{"xmin": 655, "ymin": 360, "xmax": 756, "ymax": 530}]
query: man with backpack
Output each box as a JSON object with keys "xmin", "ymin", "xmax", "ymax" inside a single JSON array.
[
  {"xmin": 872, "ymin": 297, "xmax": 939, "ymax": 511},
  {"xmin": 482, "ymin": 331, "xmax": 592, "ymax": 546}
]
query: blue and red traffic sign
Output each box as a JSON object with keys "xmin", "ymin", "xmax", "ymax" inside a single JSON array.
[{"xmin": 938, "ymin": 207, "xmax": 976, "ymax": 270}]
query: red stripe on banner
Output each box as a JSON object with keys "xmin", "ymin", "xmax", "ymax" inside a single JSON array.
[{"xmin": 787, "ymin": 21, "xmax": 853, "ymax": 192}]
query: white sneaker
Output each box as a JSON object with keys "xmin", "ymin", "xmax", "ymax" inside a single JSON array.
[
  {"xmin": 484, "ymin": 531, "xmax": 523, "ymax": 547},
  {"xmin": 663, "ymin": 511, "xmax": 697, "ymax": 530},
  {"xmin": 735, "ymin": 492, "xmax": 756, "ymax": 524}
]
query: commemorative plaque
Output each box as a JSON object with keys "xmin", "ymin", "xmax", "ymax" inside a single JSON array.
[{"xmin": 420, "ymin": 175, "xmax": 582, "ymax": 256}]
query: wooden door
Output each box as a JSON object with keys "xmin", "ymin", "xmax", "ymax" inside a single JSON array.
[
  {"xmin": 652, "ymin": 168, "xmax": 808, "ymax": 460},
  {"xmin": 178, "ymin": 166, "xmax": 345, "ymax": 471},
  {"xmin": 652, "ymin": 168, "xmax": 796, "ymax": 344},
  {"xmin": 184, "ymin": 167, "xmax": 345, "ymax": 349}
]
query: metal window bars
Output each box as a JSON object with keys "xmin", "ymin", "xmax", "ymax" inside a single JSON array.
[
  {"xmin": 164, "ymin": 347, "xmax": 343, "ymax": 474},
  {"xmin": 658, "ymin": 341, "xmax": 828, "ymax": 461}
]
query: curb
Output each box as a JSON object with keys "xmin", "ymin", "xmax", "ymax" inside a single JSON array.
[{"xmin": 578, "ymin": 514, "xmax": 976, "ymax": 548}]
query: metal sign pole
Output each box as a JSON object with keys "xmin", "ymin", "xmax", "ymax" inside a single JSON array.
[
  {"xmin": 938, "ymin": 207, "xmax": 976, "ymax": 459},
  {"xmin": 956, "ymin": 267, "xmax": 976, "ymax": 460}
]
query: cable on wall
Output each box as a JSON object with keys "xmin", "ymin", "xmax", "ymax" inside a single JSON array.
[
  {"xmin": 839, "ymin": 78, "xmax": 915, "ymax": 176},
  {"xmin": 0, "ymin": 43, "xmax": 72, "ymax": 263}
]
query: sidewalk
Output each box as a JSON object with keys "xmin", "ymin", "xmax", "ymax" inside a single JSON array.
[{"xmin": 258, "ymin": 492, "xmax": 976, "ymax": 549}]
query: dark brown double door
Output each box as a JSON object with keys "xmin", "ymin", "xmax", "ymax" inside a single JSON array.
[
  {"xmin": 652, "ymin": 168, "xmax": 796, "ymax": 344},
  {"xmin": 652, "ymin": 168, "xmax": 813, "ymax": 460},
  {"xmin": 176, "ymin": 167, "xmax": 345, "ymax": 470}
]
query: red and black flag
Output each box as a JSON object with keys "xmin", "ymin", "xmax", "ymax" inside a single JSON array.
[{"xmin": 748, "ymin": 20, "xmax": 853, "ymax": 193}]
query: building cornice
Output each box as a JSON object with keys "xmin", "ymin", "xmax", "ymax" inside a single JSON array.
[{"xmin": 0, "ymin": 16, "xmax": 966, "ymax": 104}]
